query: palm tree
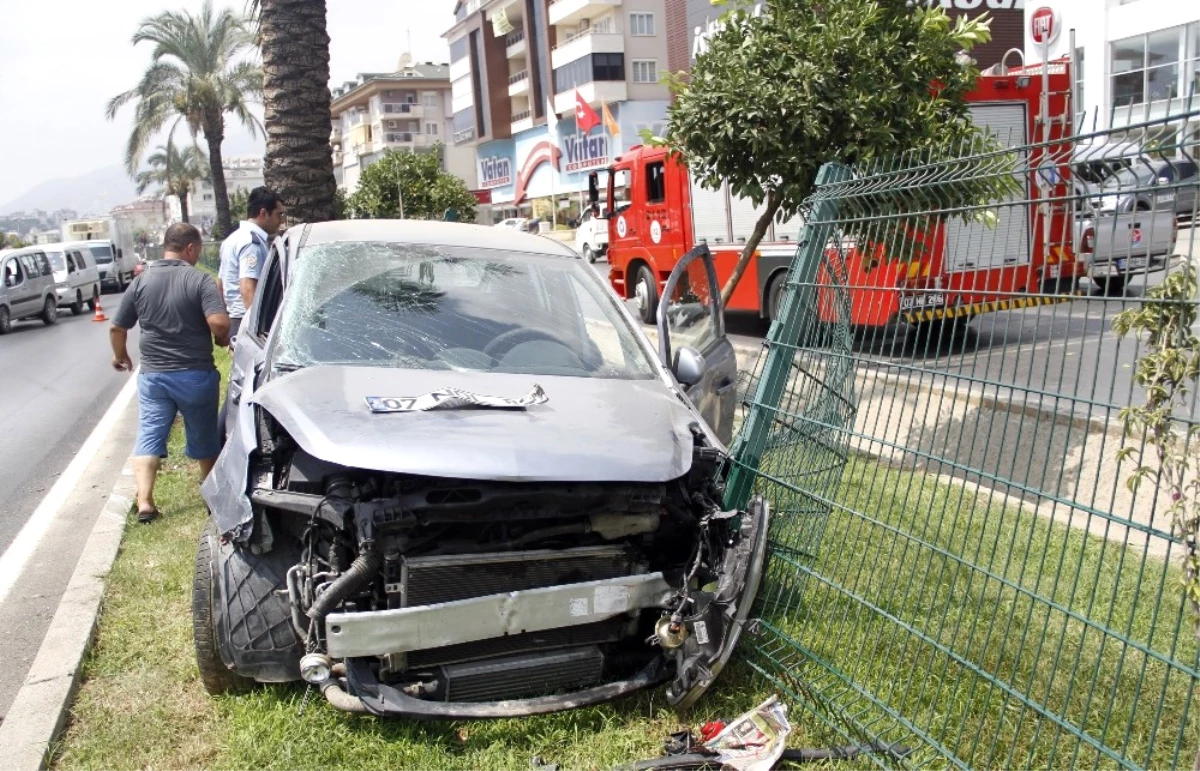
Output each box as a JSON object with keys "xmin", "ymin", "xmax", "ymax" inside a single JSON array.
[
  {"xmin": 134, "ymin": 142, "xmax": 210, "ymax": 224},
  {"xmin": 106, "ymin": 1, "xmax": 263, "ymax": 237},
  {"xmin": 252, "ymin": 0, "xmax": 337, "ymax": 223}
]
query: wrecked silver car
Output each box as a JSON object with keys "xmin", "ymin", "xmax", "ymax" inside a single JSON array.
[{"xmin": 195, "ymin": 220, "xmax": 768, "ymax": 717}]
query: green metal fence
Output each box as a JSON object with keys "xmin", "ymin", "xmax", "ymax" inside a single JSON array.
[{"xmin": 727, "ymin": 110, "xmax": 1200, "ymax": 769}]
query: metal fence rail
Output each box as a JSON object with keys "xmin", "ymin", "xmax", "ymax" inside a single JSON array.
[{"xmin": 728, "ymin": 110, "xmax": 1200, "ymax": 769}]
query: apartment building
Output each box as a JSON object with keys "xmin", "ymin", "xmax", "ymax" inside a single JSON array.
[
  {"xmin": 329, "ymin": 59, "xmax": 475, "ymax": 193},
  {"xmin": 1026, "ymin": 0, "xmax": 1199, "ymax": 153},
  {"xmin": 445, "ymin": 0, "xmax": 670, "ymax": 219}
]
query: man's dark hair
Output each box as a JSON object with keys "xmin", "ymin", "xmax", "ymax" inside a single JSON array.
[
  {"xmin": 163, "ymin": 223, "xmax": 202, "ymax": 253},
  {"xmin": 247, "ymin": 186, "xmax": 281, "ymax": 219}
]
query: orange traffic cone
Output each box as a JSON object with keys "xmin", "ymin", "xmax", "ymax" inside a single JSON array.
[{"xmin": 92, "ymin": 297, "xmax": 108, "ymax": 323}]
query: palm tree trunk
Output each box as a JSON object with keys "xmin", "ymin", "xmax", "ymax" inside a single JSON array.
[
  {"xmin": 179, "ymin": 185, "xmax": 191, "ymax": 224},
  {"xmin": 203, "ymin": 114, "xmax": 233, "ymax": 237},
  {"xmin": 259, "ymin": 0, "xmax": 337, "ymax": 223}
]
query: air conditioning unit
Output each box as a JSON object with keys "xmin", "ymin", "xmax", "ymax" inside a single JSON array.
[{"xmin": 387, "ymin": 120, "xmax": 397, "ymax": 128}]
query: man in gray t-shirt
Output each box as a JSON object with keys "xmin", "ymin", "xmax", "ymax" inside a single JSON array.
[{"xmin": 110, "ymin": 224, "xmax": 231, "ymax": 523}]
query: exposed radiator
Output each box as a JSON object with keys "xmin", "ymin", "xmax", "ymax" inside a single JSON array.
[
  {"xmin": 400, "ymin": 545, "xmax": 643, "ymax": 607},
  {"xmin": 443, "ymin": 646, "xmax": 605, "ymax": 702},
  {"xmin": 407, "ymin": 617, "xmax": 630, "ymax": 669}
]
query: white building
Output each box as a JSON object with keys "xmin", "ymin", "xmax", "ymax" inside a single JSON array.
[
  {"xmin": 1025, "ymin": 1, "xmax": 1199, "ymax": 150},
  {"xmin": 171, "ymin": 156, "xmax": 266, "ymax": 231}
]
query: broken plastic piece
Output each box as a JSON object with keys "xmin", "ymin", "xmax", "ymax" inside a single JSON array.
[{"xmin": 365, "ymin": 383, "xmax": 548, "ymax": 413}]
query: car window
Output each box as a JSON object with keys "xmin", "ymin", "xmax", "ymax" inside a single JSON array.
[
  {"xmin": 3, "ymin": 257, "xmax": 23, "ymax": 285},
  {"xmin": 46, "ymin": 251, "xmax": 65, "ymax": 272},
  {"xmin": 36, "ymin": 254, "xmax": 52, "ymax": 276},
  {"xmin": 663, "ymin": 255, "xmax": 719, "ymax": 354},
  {"xmin": 274, "ymin": 242, "xmax": 658, "ymax": 380},
  {"xmin": 75, "ymin": 250, "xmax": 88, "ymax": 268},
  {"xmin": 66, "ymin": 253, "xmax": 76, "ymax": 272},
  {"xmin": 20, "ymin": 255, "xmax": 40, "ymax": 278},
  {"xmin": 88, "ymin": 244, "xmax": 113, "ymax": 263}
]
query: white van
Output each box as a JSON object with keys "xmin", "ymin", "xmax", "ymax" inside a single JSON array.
[
  {"xmin": 42, "ymin": 242, "xmax": 102, "ymax": 314},
  {"xmin": 66, "ymin": 239, "xmax": 133, "ymax": 292}
]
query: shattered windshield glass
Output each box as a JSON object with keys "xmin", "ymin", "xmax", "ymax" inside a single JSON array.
[{"xmin": 274, "ymin": 242, "xmax": 658, "ymax": 379}]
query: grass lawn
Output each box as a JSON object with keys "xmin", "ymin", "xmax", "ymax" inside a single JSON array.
[{"xmin": 50, "ymin": 349, "xmax": 1199, "ymax": 770}]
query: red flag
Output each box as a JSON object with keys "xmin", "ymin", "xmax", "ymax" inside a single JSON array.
[{"xmin": 575, "ymin": 90, "xmax": 601, "ymax": 134}]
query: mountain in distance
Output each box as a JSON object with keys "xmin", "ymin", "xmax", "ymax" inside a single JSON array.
[{"xmin": 0, "ymin": 165, "xmax": 139, "ymax": 218}]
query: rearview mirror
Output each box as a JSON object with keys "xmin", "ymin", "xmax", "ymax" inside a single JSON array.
[
  {"xmin": 673, "ymin": 346, "xmax": 706, "ymax": 387},
  {"xmin": 587, "ymin": 172, "xmax": 599, "ymax": 205}
]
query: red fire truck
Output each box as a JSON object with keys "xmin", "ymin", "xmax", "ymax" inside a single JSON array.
[{"xmin": 598, "ymin": 58, "xmax": 1084, "ymax": 327}]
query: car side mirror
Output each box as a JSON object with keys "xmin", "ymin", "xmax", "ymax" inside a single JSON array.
[
  {"xmin": 591, "ymin": 203, "xmax": 600, "ymax": 218},
  {"xmin": 587, "ymin": 172, "xmax": 599, "ymax": 205},
  {"xmin": 672, "ymin": 345, "xmax": 706, "ymax": 387},
  {"xmin": 1156, "ymin": 176, "xmax": 1170, "ymax": 186}
]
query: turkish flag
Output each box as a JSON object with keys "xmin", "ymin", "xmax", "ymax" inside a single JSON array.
[{"xmin": 575, "ymin": 90, "xmax": 601, "ymax": 134}]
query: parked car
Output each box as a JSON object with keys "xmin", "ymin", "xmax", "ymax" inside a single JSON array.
[
  {"xmin": 1084, "ymin": 159, "xmax": 1199, "ymax": 221},
  {"xmin": 67, "ymin": 239, "xmax": 134, "ymax": 292},
  {"xmin": 42, "ymin": 242, "xmax": 101, "ymax": 315},
  {"xmin": 196, "ymin": 221, "xmax": 763, "ymax": 718},
  {"xmin": 574, "ymin": 206, "xmax": 609, "ymax": 263},
  {"xmin": 0, "ymin": 247, "xmax": 59, "ymax": 334},
  {"xmin": 493, "ymin": 217, "xmax": 529, "ymax": 231}
]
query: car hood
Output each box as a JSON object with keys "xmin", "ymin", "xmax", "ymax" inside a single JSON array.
[{"xmin": 250, "ymin": 365, "xmax": 699, "ymax": 482}]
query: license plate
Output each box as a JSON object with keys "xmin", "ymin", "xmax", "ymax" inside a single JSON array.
[
  {"xmin": 899, "ymin": 292, "xmax": 946, "ymax": 311},
  {"xmin": 1115, "ymin": 257, "xmax": 1148, "ymax": 271}
]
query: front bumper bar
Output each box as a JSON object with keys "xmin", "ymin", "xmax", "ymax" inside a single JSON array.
[
  {"xmin": 326, "ymin": 655, "xmax": 670, "ymax": 719},
  {"xmin": 325, "ymin": 572, "xmax": 675, "ymax": 658}
]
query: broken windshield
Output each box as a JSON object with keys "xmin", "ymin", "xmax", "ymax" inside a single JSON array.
[{"xmin": 274, "ymin": 242, "xmax": 658, "ymax": 380}]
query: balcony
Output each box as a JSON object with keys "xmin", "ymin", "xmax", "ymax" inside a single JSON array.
[
  {"xmin": 551, "ymin": 26, "xmax": 624, "ymax": 69},
  {"xmin": 508, "ymin": 69, "xmax": 530, "ymax": 97},
  {"xmin": 548, "ymin": 0, "xmax": 621, "ymax": 27},
  {"xmin": 511, "ymin": 110, "xmax": 533, "ymax": 134},
  {"xmin": 554, "ymin": 80, "xmax": 626, "ymax": 116},
  {"xmin": 505, "ymin": 29, "xmax": 526, "ymax": 59},
  {"xmin": 381, "ymin": 102, "xmax": 423, "ymax": 117}
]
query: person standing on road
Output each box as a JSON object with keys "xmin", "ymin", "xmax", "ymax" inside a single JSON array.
[
  {"xmin": 216, "ymin": 186, "xmax": 285, "ymax": 339},
  {"xmin": 110, "ymin": 224, "xmax": 231, "ymax": 524}
]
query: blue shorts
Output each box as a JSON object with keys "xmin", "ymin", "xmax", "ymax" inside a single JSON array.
[{"xmin": 135, "ymin": 370, "xmax": 221, "ymax": 460}]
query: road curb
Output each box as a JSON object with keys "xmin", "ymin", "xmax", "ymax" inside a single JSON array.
[{"xmin": 0, "ymin": 463, "xmax": 135, "ymax": 771}]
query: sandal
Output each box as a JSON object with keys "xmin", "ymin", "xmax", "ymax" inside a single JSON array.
[{"xmin": 137, "ymin": 508, "xmax": 161, "ymax": 524}]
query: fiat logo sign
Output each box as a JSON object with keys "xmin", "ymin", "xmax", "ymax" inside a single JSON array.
[{"xmin": 1030, "ymin": 6, "xmax": 1060, "ymax": 47}]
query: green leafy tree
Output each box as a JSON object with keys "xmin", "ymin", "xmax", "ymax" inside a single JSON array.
[
  {"xmin": 348, "ymin": 149, "xmax": 477, "ymax": 222},
  {"xmin": 106, "ymin": 1, "xmax": 263, "ymax": 238},
  {"xmin": 3, "ymin": 234, "xmax": 28, "ymax": 249},
  {"xmin": 248, "ymin": 0, "xmax": 338, "ymax": 224},
  {"xmin": 1113, "ymin": 265, "xmax": 1200, "ymax": 625},
  {"xmin": 228, "ymin": 187, "xmax": 251, "ymax": 222},
  {"xmin": 662, "ymin": 0, "xmax": 995, "ymax": 302},
  {"xmin": 134, "ymin": 142, "xmax": 210, "ymax": 223}
]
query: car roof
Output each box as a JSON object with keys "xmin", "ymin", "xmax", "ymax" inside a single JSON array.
[
  {"xmin": 0, "ymin": 246, "xmax": 45, "ymax": 258},
  {"xmin": 299, "ymin": 220, "xmax": 577, "ymax": 258}
]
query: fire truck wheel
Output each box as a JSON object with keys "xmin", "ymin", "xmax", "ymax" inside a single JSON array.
[
  {"xmin": 909, "ymin": 317, "xmax": 970, "ymax": 350},
  {"xmin": 634, "ymin": 264, "xmax": 659, "ymax": 324},
  {"xmin": 766, "ymin": 273, "xmax": 785, "ymax": 323},
  {"xmin": 1092, "ymin": 276, "xmax": 1126, "ymax": 296}
]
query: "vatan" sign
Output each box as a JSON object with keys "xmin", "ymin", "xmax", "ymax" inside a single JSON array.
[{"xmin": 562, "ymin": 132, "xmax": 609, "ymax": 172}]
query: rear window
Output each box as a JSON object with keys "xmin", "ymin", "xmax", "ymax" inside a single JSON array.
[{"xmin": 88, "ymin": 245, "xmax": 113, "ymax": 263}]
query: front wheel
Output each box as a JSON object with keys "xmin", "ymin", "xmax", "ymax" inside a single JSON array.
[
  {"xmin": 41, "ymin": 296, "xmax": 58, "ymax": 326},
  {"xmin": 634, "ymin": 264, "xmax": 659, "ymax": 325},
  {"xmin": 192, "ymin": 519, "xmax": 254, "ymax": 696},
  {"xmin": 583, "ymin": 245, "xmax": 596, "ymax": 264},
  {"xmin": 70, "ymin": 291, "xmax": 84, "ymax": 316},
  {"xmin": 87, "ymin": 286, "xmax": 99, "ymax": 311},
  {"xmin": 0, "ymin": 306, "xmax": 10, "ymax": 335},
  {"xmin": 765, "ymin": 273, "xmax": 786, "ymax": 324}
]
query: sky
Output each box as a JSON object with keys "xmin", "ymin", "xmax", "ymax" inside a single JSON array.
[{"xmin": 0, "ymin": 0, "xmax": 457, "ymax": 204}]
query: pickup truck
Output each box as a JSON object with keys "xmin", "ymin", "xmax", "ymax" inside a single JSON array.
[
  {"xmin": 1076, "ymin": 206, "xmax": 1177, "ymax": 295},
  {"xmin": 573, "ymin": 206, "xmax": 608, "ymax": 263}
]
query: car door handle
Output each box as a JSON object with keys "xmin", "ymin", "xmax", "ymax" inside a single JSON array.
[{"xmin": 715, "ymin": 377, "xmax": 736, "ymax": 395}]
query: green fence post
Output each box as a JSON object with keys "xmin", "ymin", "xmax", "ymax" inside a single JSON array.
[{"xmin": 725, "ymin": 162, "xmax": 852, "ymax": 510}]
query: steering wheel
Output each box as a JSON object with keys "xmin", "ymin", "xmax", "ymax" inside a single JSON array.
[{"xmin": 482, "ymin": 328, "xmax": 566, "ymax": 360}]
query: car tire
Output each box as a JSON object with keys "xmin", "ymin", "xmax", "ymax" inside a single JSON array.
[
  {"xmin": 583, "ymin": 245, "xmax": 596, "ymax": 263},
  {"xmin": 766, "ymin": 272, "xmax": 786, "ymax": 324},
  {"xmin": 41, "ymin": 296, "xmax": 58, "ymax": 326},
  {"xmin": 87, "ymin": 286, "xmax": 99, "ymax": 311},
  {"xmin": 193, "ymin": 519, "xmax": 255, "ymax": 696},
  {"xmin": 634, "ymin": 264, "xmax": 659, "ymax": 325},
  {"xmin": 71, "ymin": 291, "xmax": 84, "ymax": 316},
  {"xmin": 1093, "ymin": 276, "xmax": 1126, "ymax": 296},
  {"xmin": 0, "ymin": 306, "xmax": 10, "ymax": 335}
]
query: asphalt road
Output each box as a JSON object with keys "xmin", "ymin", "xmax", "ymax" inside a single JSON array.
[{"xmin": 0, "ymin": 291, "xmax": 137, "ymax": 553}]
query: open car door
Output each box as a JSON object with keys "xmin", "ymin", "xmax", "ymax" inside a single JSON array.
[{"xmin": 656, "ymin": 244, "xmax": 738, "ymax": 445}]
